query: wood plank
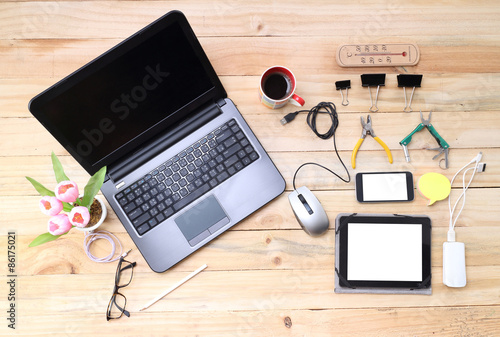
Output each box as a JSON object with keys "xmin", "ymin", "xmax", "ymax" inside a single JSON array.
[
  {"xmin": 3, "ymin": 223, "xmax": 499, "ymax": 276},
  {"xmin": 1, "ymin": 111, "xmax": 499, "ymax": 156},
  {"xmin": 2, "ymin": 266, "xmax": 500, "ymax": 316},
  {"xmin": 3, "ymin": 37, "xmax": 500, "ymax": 78},
  {"xmin": 7, "ymin": 306, "xmax": 500, "ymax": 336},
  {"xmin": 3, "ymin": 185, "xmax": 499, "ymax": 234},
  {"xmin": 2, "ymin": 1, "xmax": 500, "ymax": 39},
  {"xmin": 2, "ymin": 147, "xmax": 498, "ymax": 197},
  {"xmin": 3, "ymin": 73, "xmax": 500, "ymax": 117}
]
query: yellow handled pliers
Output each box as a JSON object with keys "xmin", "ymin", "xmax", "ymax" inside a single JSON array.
[{"xmin": 351, "ymin": 115, "xmax": 393, "ymax": 169}]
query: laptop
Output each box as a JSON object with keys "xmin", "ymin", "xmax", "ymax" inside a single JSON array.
[{"xmin": 28, "ymin": 10, "xmax": 285, "ymax": 272}]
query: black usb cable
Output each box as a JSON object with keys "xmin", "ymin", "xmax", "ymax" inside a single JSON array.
[{"xmin": 281, "ymin": 102, "xmax": 351, "ymax": 189}]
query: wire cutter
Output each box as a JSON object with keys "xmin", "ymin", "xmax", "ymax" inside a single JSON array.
[{"xmin": 351, "ymin": 115, "xmax": 393, "ymax": 169}]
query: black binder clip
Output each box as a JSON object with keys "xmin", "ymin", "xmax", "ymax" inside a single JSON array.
[
  {"xmin": 335, "ymin": 80, "xmax": 351, "ymax": 106},
  {"xmin": 361, "ymin": 74, "xmax": 385, "ymax": 112},
  {"xmin": 397, "ymin": 74, "xmax": 423, "ymax": 112}
]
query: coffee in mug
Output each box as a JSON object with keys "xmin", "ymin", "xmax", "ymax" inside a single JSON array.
[{"xmin": 259, "ymin": 66, "xmax": 304, "ymax": 109}]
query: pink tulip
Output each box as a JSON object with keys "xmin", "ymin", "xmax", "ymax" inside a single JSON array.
[
  {"xmin": 69, "ymin": 206, "xmax": 90, "ymax": 228},
  {"xmin": 55, "ymin": 180, "xmax": 79, "ymax": 203},
  {"xmin": 39, "ymin": 196, "xmax": 63, "ymax": 216},
  {"xmin": 47, "ymin": 214, "xmax": 72, "ymax": 236}
]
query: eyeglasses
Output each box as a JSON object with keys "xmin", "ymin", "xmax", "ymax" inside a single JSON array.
[{"xmin": 106, "ymin": 256, "xmax": 136, "ymax": 321}]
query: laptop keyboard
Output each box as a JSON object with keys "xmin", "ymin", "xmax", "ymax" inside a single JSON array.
[{"xmin": 115, "ymin": 119, "xmax": 259, "ymax": 236}]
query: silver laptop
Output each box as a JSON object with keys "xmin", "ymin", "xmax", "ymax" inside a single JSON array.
[{"xmin": 28, "ymin": 10, "xmax": 285, "ymax": 272}]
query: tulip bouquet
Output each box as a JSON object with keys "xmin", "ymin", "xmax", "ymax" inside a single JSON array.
[{"xmin": 26, "ymin": 152, "xmax": 106, "ymax": 247}]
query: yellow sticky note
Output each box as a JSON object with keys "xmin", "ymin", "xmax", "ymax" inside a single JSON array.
[{"xmin": 418, "ymin": 173, "xmax": 451, "ymax": 206}]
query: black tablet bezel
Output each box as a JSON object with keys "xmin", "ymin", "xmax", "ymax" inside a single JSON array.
[
  {"xmin": 337, "ymin": 214, "xmax": 431, "ymax": 289},
  {"xmin": 355, "ymin": 171, "xmax": 415, "ymax": 203}
]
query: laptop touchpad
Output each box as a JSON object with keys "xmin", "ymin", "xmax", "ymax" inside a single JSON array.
[{"xmin": 175, "ymin": 195, "xmax": 230, "ymax": 247}]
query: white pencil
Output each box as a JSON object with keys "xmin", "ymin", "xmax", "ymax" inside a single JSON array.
[{"xmin": 139, "ymin": 264, "xmax": 208, "ymax": 311}]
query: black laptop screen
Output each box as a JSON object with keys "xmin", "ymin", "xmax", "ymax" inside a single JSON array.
[{"xmin": 29, "ymin": 12, "xmax": 224, "ymax": 174}]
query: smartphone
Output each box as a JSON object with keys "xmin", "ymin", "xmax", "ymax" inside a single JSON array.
[{"xmin": 355, "ymin": 171, "xmax": 414, "ymax": 203}]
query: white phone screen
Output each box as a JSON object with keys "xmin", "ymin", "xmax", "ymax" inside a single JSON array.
[{"xmin": 362, "ymin": 173, "xmax": 408, "ymax": 201}]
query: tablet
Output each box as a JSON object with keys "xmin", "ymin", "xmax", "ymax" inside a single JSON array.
[{"xmin": 335, "ymin": 213, "xmax": 431, "ymax": 293}]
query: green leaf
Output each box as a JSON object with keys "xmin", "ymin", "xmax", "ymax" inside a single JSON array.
[
  {"xmin": 26, "ymin": 176, "xmax": 55, "ymax": 197},
  {"xmin": 62, "ymin": 202, "xmax": 73, "ymax": 212},
  {"xmin": 51, "ymin": 151, "xmax": 70, "ymax": 183},
  {"xmin": 81, "ymin": 166, "xmax": 107, "ymax": 209},
  {"xmin": 28, "ymin": 232, "xmax": 63, "ymax": 247}
]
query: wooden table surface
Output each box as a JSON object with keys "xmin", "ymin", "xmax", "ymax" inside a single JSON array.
[{"xmin": 1, "ymin": 1, "xmax": 500, "ymax": 336}]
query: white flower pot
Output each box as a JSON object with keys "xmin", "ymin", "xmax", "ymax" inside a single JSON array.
[{"xmin": 74, "ymin": 196, "xmax": 107, "ymax": 232}]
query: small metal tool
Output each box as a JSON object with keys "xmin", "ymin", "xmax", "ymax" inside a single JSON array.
[
  {"xmin": 361, "ymin": 74, "xmax": 385, "ymax": 112},
  {"xmin": 335, "ymin": 80, "xmax": 351, "ymax": 106},
  {"xmin": 351, "ymin": 115, "xmax": 393, "ymax": 169},
  {"xmin": 399, "ymin": 110, "xmax": 450, "ymax": 169},
  {"xmin": 397, "ymin": 74, "xmax": 423, "ymax": 112}
]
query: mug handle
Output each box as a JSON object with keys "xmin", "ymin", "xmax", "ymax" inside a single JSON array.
[{"xmin": 289, "ymin": 93, "xmax": 305, "ymax": 107}]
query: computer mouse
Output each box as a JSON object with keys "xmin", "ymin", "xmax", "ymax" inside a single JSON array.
[{"xmin": 288, "ymin": 186, "xmax": 329, "ymax": 236}]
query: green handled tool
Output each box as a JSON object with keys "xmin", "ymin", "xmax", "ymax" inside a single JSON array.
[{"xmin": 400, "ymin": 111, "xmax": 450, "ymax": 169}]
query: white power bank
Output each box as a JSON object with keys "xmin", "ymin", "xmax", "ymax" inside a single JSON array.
[{"xmin": 443, "ymin": 241, "xmax": 466, "ymax": 287}]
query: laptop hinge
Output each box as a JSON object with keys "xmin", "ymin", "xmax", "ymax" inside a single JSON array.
[
  {"xmin": 108, "ymin": 101, "xmax": 222, "ymax": 184},
  {"xmin": 216, "ymin": 97, "xmax": 226, "ymax": 107}
]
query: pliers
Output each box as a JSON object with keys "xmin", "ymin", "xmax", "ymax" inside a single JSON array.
[
  {"xmin": 399, "ymin": 110, "xmax": 450, "ymax": 169},
  {"xmin": 351, "ymin": 115, "xmax": 393, "ymax": 169}
]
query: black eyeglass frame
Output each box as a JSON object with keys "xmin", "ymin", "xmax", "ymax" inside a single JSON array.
[{"xmin": 106, "ymin": 257, "xmax": 136, "ymax": 321}]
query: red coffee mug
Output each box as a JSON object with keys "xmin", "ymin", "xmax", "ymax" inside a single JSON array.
[{"xmin": 259, "ymin": 66, "xmax": 305, "ymax": 109}]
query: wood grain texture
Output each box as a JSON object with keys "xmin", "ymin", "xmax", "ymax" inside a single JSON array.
[{"xmin": 1, "ymin": 0, "xmax": 499, "ymax": 335}]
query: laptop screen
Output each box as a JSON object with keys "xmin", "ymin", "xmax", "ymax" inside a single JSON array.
[{"xmin": 29, "ymin": 11, "xmax": 225, "ymax": 175}]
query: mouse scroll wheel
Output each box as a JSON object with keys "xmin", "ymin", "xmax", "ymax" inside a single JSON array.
[{"xmin": 298, "ymin": 194, "xmax": 314, "ymax": 215}]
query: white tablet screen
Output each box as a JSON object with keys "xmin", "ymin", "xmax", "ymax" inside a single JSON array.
[
  {"xmin": 362, "ymin": 173, "xmax": 408, "ymax": 201},
  {"xmin": 347, "ymin": 223, "xmax": 422, "ymax": 281}
]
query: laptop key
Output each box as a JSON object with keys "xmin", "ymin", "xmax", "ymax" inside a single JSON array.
[
  {"xmin": 135, "ymin": 196, "xmax": 144, "ymax": 207},
  {"xmin": 224, "ymin": 155, "xmax": 239, "ymax": 168},
  {"xmin": 150, "ymin": 208, "xmax": 159, "ymax": 217},
  {"xmin": 123, "ymin": 202, "xmax": 136, "ymax": 214},
  {"xmin": 217, "ymin": 171, "xmax": 229, "ymax": 183},
  {"xmin": 148, "ymin": 218, "xmax": 158, "ymax": 228},
  {"xmin": 222, "ymin": 143, "xmax": 242, "ymax": 159},
  {"xmin": 163, "ymin": 207, "xmax": 174, "ymax": 218},
  {"xmin": 179, "ymin": 188, "xmax": 188, "ymax": 197},
  {"xmin": 235, "ymin": 131, "xmax": 245, "ymax": 140},
  {"xmin": 224, "ymin": 136, "xmax": 237, "ymax": 148},
  {"xmin": 164, "ymin": 168, "xmax": 173, "ymax": 176},
  {"xmin": 133, "ymin": 213, "xmax": 151, "ymax": 228},
  {"xmin": 216, "ymin": 129, "xmax": 232, "ymax": 143},
  {"xmin": 209, "ymin": 179, "xmax": 218, "ymax": 188},
  {"xmin": 136, "ymin": 223, "xmax": 150, "ymax": 236},
  {"xmin": 156, "ymin": 213, "xmax": 165, "ymax": 223},
  {"xmin": 127, "ymin": 207, "xmax": 143, "ymax": 220}
]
